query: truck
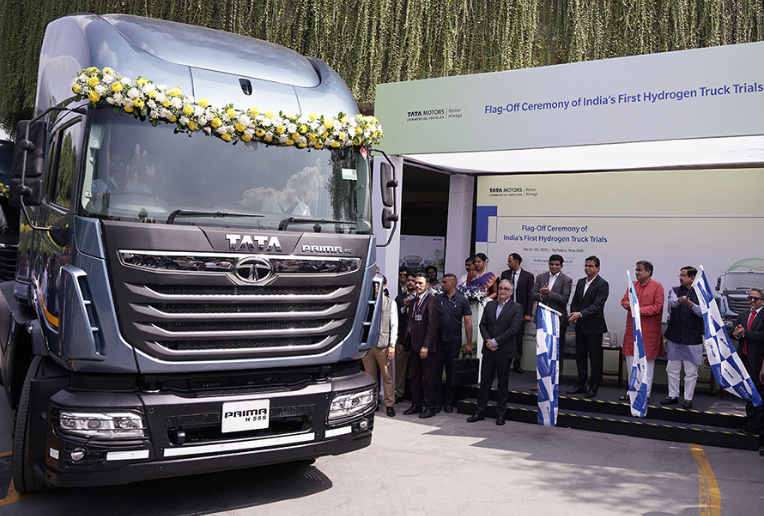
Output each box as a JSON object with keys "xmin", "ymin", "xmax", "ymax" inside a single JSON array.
[
  {"xmin": 714, "ymin": 265, "xmax": 764, "ymax": 330},
  {"xmin": 0, "ymin": 13, "xmax": 397, "ymax": 492}
]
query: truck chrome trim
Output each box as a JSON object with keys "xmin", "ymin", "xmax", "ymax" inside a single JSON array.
[
  {"xmin": 106, "ymin": 450, "xmax": 150, "ymax": 461},
  {"xmin": 149, "ymin": 335, "xmax": 333, "ymax": 354},
  {"xmin": 134, "ymin": 284, "xmax": 353, "ymax": 300},
  {"xmin": 325, "ymin": 426, "xmax": 352, "ymax": 438},
  {"xmin": 163, "ymin": 432, "xmax": 316, "ymax": 458},
  {"xmin": 146, "ymin": 318, "xmax": 342, "ymax": 337},
  {"xmin": 136, "ymin": 302, "xmax": 350, "ymax": 319}
]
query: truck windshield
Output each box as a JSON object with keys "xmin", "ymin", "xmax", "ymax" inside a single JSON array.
[
  {"xmin": 724, "ymin": 272, "xmax": 764, "ymax": 290},
  {"xmin": 80, "ymin": 110, "xmax": 372, "ymax": 233}
]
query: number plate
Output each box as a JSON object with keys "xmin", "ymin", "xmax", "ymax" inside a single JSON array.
[{"xmin": 221, "ymin": 399, "xmax": 270, "ymax": 433}]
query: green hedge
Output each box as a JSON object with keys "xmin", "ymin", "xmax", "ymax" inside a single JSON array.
[{"xmin": 1, "ymin": 0, "xmax": 762, "ymax": 135}]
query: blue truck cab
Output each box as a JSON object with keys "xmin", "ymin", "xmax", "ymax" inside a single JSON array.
[{"xmin": 0, "ymin": 13, "xmax": 394, "ymax": 491}]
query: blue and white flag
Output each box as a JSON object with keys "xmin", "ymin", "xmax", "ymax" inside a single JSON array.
[
  {"xmin": 627, "ymin": 271, "xmax": 649, "ymax": 418},
  {"xmin": 692, "ymin": 266, "xmax": 762, "ymax": 406},
  {"xmin": 536, "ymin": 303, "xmax": 562, "ymax": 426}
]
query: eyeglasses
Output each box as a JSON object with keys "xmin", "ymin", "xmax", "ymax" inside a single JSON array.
[
  {"xmin": 498, "ymin": 287, "xmax": 512, "ymax": 291},
  {"xmin": 748, "ymin": 296, "xmax": 762, "ymax": 301}
]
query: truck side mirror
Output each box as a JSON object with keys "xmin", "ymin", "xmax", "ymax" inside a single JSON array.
[
  {"xmin": 381, "ymin": 207, "xmax": 398, "ymax": 229},
  {"xmin": 379, "ymin": 162, "xmax": 397, "ymax": 208},
  {"xmin": 9, "ymin": 178, "xmax": 44, "ymax": 207},
  {"xmin": 12, "ymin": 120, "xmax": 47, "ymax": 179}
]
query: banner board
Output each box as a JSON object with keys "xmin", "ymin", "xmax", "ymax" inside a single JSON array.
[
  {"xmin": 375, "ymin": 42, "xmax": 764, "ymax": 156},
  {"xmin": 475, "ymin": 168, "xmax": 764, "ymax": 348}
]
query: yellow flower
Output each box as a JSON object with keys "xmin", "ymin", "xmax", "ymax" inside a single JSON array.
[
  {"xmin": 299, "ymin": 124, "xmax": 308, "ymax": 134},
  {"xmin": 322, "ymin": 131, "xmax": 329, "ymax": 139},
  {"xmin": 255, "ymin": 128, "xmax": 265, "ymax": 137},
  {"xmin": 221, "ymin": 133, "xmax": 232, "ymax": 142},
  {"xmin": 337, "ymin": 132, "xmax": 345, "ymax": 140},
  {"xmin": 168, "ymin": 115, "xmax": 177, "ymax": 122},
  {"xmin": 211, "ymin": 118, "xmax": 222, "ymax": 128},
  {"xmin": 87, "ymin": 77, "xmax": 99, "ymax": 88},
  {"xmin": 168, "ymin": 87, "xmax": 182, "ymax": 97},
  {"xmin": 198, "ymin": 98, "xmax": 210, "ymax": 108},
  {"xmin": 241, "ymin": 134, "xmax": 252, "ymax": 142},
  {"xmin": 276, "ymin": 125, "xmax": 285, "ymax": 134},
  {"xmin": 86, "ymin": 66, "xmax": 98, "ymax": 73},
  {"xmin": 291, "ymin": 133, "xmax": 299, "ymax": 140},
  {"xmin": 102, "ymin": 67, "xmax": 114, "ymax": 75},
  {"xmin": 136, "ymin": 77, "xmax": 148, "ymax": 87},
  {"xmin": 183, "ymin": 104, "xmax": 194, "ymax": 116},
  {"xmin": 187, "ymin": 121, "xmax": 196, "ymax": 131},
  {"xmin": 308, "ymin": 113, "xmax": 317, "ymax": 121},
  {"xmin": 88, "ymin": 91, "xmax": 100, "ymax": 102},
  {"xmin": 133, "ymin": 98, "xmax": 145, "ymax": 109},
  {"xmin": 72, "ymin": 84, "xmax": 80, "ymax": 94},
  {"xmin": 264, "ymin": 135, "xmax": 273, "ymax": 142},
  {"xmin": 355, "ymin": 127, "xmax": 362, "ymax": 135},
  {"xmin": 235, "ymin": 123, "xmax": 246, "ymax": 132},
  {"xmin": 369, "ymin": 116, "xmax": 378, "ymax": 123},
  {"xmin": 111, "ymin": 82, "xmax": 123, "ymax": 93},
  {"xmin": 356, "ymin": 114, "xmax": 364, "ymax": 120},
  {"xmin": 226, "ymin": 108, "xmax": 237, "ymax": 118},
  {"xmin": 340, "ymin": 116, "xmax": 347, "ymax": 124},
  {"xmin": 308, "ymin": 134, "xmax": 317, "ymax": 142},
  {"xmin": 265, "ymin": 111, "xmax": 274, "ymax": 119},
  {"xmin": 147, "ymin": 89, "xmax": 157, "ymax": 99},
  {"xmin": 248, "ymin": 107, "xmax": 260, "ymax": 117},
  {"xmin": 315, "ymin": 142, "xmax": 324, "ymax": 149},
  {"xmin": 324, "ymin": 120, "xmax": 333, "ymax": 129},
  {"xmin": 286, "ymin": 139, "xmax": 295, "ymax": 146},
  {"xmin": 124, "ymin": 105, "xmax": 134, "ymax": 113},
  {"xmin": 298, "ymin": 142, "xmax": 307, "ymax": 148},
  {"xmin": 331, "ymin": 141, "xmax": 340, "ymax": 148},
  {"xmin": 162, "ymin": 99, "xmax": 170, "ymax": 107}
]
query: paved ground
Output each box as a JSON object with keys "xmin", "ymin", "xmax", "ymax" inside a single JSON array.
[{"xmin": 1, "ymin": 398, "xmax": 762, "ymax": 516}]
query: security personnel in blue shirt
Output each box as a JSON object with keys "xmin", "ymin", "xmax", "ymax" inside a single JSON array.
[{"xmin": 436, "ymin": 273, "xmax": 473, "ymax": 412}]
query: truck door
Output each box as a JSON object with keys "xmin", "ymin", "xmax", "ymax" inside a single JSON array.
[{"xmin": 32, "ymin": 114, "xmax": 83, "ymax": 345}]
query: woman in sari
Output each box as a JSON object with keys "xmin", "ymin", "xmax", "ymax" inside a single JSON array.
[{"xmin": 469, "ymin": 253, "xmax": 498, "ymax": 300}]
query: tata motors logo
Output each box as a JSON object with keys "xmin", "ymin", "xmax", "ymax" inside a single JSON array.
[
  {"xmin": 226, "ymin": 234, "xmax": 282, "ymax": 252},
  {"xmin": 234, "ymin": 257, "xmax": 272, "ymax": 283},
  {"xmin": 406, "ymin": 108, "xmax": 446, "ymax": 122},
  {"xmin": 487, "ymin": 186, "xmax": 538, "ymax": 198}
]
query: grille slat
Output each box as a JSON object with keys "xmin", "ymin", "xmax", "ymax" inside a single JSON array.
[{"xmin": 156, "ymin": 336, "xmax": 327, "ymax": 351}]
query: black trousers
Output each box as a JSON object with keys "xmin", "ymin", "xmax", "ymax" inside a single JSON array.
[
  {"xmin": 438, "ymin": 340, "xmax": 461, "ymax": 406},
  {"xmin": 574, "ymin": 328, "xmax": 603, "ymax": 392},
  {"xmin": 743, "ymin": 350, "xmax": 764, "ymax": 431},
  {"xmin": 476, "ymin": 351, "xmax": 511, "ymax": 416},
  {"xmin": 409, "ymin": 350, "xmax": 441, "ymax": 410}
]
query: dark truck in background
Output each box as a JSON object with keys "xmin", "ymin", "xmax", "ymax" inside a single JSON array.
[{"xmin": 0, "ymin": 13, "xmax": 397, "ymax": 492}]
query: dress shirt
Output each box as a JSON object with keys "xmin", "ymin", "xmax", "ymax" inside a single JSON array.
[
  {"xmin": 548, "ymin": 272, "xmax": 559, "ymax": 292},
  {"xmin": 583, "ymin": 275, "xmax": 597, "ymax": 296}
]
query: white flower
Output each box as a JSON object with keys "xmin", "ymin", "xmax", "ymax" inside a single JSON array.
[
  {"xmin": 121, "ymin": 77, "xmax": 132, "ymax": 85},
  {"xmin": 113, "ymin": 92, "xmax": 124, "ymax": 104},
  {"xmin": 179, "ymin": 116, "xmax": 190, "ymax": 125},
  {"xmin": 78, "ymin": 73, "xmax": 88, "ymax": 81},
  {"xmin": 297, "ymin": 136, "xmax": 307, "ymax": 145},
  {"xmin": 198, "ymin": 116, "xmax": 208, "ymax": 126},
  {"xmin": 237, "ymin": 114, "xmax": 251, "ymax": 126},
  {"xmin": 155, "ymin": 92, "xmax": 167, "ymax": 104},
  {"xmin": 244, "ymin": 128, "xmax": 254, "ymax": 137},
  {"xmin": 216, "ymin": 126, "xmax": 227, "ymax": 135},
  {"xmin": 185, "ymin": 95, "xmax": 195, "ymax": 104},
  {"xmin": 203, "ymin": 127, "xmax": 212, "ymax": 134},
  {"xmin": 261, "ymin": 118, "xmax": 273, "ymax": 127},
  {"xmin": 287, "ymin": 123, "xmax": 297, "ymax": 134},
  {"xmin": 265, "ymin": 131, "xmax": 273, "ymax": 140},
  {"xmin": 106, "ymin": 97, "xmax": 116, "ymax": 105},
  {"xmin": 149, "ymin": 109, "xmax": 159, "ymax": 119},
  {"xmin": 170, "ymin": 97, "xmax": 182, "ymax": 109},
  {"xmin": 123, "ymin": 99, "xmax": 134, "ymax": 108},
  {"xmin": 194, "ymin": 106, "xmax": 205, "ymax": 117},
  {"xmin": 147, "ymin": 99, "xmax": 156, "ymax": 109},
  {"xmin": 278, "ymin": 134, "xmax": 288, "ymax": 144},
  {"xmin": 127, "ymin": 87, "xmax": 140, "ymax": 99},
  {"xmin": 94, "ymin": 84, "xmax": 107, "ymax": 95},
  {"xmin": 156, "ymin": 84, "xmax": 167, "ymax": 91},
  {"xmin": 161, "ymin": 109, "xmax": 173, "ymax": 118},
  {"xmin": 102, "ymin": 74, "xmax": 114, "ymax": 84},
  {"xmin": 333, "ymin": 120, "xmax": 343, "ymax": 131}
]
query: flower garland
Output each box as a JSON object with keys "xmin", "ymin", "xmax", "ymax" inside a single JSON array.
[{"xmin": 70, "ymin": 67, "xmax": 383, "ymax": 149}]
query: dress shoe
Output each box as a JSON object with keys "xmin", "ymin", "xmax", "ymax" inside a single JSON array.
[
  {"xmin": 386, "ymin": 406, "xmax": 396, "ymax": 417},
  {"xmin": 403, "ymin": 404, "xmax": 422, "ymax": 415},
  {"xmin": 419, "ymin": 408, "xmax": 438, "ymax": 419},
  {"xmin": 585, "ymin": 389, "xmax": 596, "ymax": 399},
  {"xmin": 395, "ymin": 396, "xmax": 404, "ymax": 404},
  {"xmin": 682, "ymin": 400, "xmax": 693, "ymax": 410},
  {"xmin": 443, "ymin": 404, "xmax": 453, "ymax": 413},
  {"xmin": 566, "ymin": 387, "xmax": 586, "ymax": 394},
  {"xmin": 495, "ymin": 414, "xmax": 506, "ymax": 425},
  {"xmin": 660, "ymin": 396, "xmax": 679, "ymax": 405},
  {"xmin": 466, "ymin": 413, "xmax": 485, "ymax": 423},
  {"xmin": 375, "ymin": 405, "xmax": 380, "ymax": 412},
  {"xmin": 513, "ymin": 362, "xmax": 524, "ymax": 374}
]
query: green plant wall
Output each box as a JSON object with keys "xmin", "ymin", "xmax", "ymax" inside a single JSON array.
[{"xmin": 1, "ymin": 0, "xmax": 762, "ymax": 135}]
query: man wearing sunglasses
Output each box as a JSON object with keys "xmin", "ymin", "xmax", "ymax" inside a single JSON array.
[{"xmin": 732, "ymin": 287, "xmax": 764, "ymax": 436}]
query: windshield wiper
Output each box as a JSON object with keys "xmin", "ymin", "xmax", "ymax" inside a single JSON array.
[
  {"xmin": 167, "ymin": 209, "xmax": 264, "ymax": 225},
  {"xmin": 278, "ymin": 217, "xmax": 356, "ymax": 232}
]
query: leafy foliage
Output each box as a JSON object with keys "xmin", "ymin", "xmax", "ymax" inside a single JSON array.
[{"xmin": 1, "ymin": 0, "xmax": 763, "ymax": 136}]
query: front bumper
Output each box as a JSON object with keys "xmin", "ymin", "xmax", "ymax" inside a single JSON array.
[{"xmin": 42, "ymin": 370, "xmax": 374, "ymax": 488}]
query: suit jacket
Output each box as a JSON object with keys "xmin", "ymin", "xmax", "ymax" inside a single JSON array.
[
  {"xmin": 570, "ymin": 275, "xmax": 609, "ymax": 335},
  {"xmin": 735, "ymin": 307, "xmax": 764, "ymax": 377},
  {"xmin": 395, "ymin": 290, "xmax": 414, "ymax": 344},
  {"xmin": 479, "ymin": 299, "xmax": 523, "ymax": 359},
  {"xmin": 405, "ymin": 292, "xmax": 441, "ymax": 353},
  {"xmin": 500, "ymin": 268, "xmax": 534, "ymax": 316},
  {"xmin": 531, "ymin": 271, "xmax": 572, "ymax": 317}
]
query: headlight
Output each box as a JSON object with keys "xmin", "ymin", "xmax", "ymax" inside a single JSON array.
[
  {"xmin": 57, "ymin": 411, "xmax": 147, "ymax": 440},
  {"xmin": 328, "ymin": 387, "xmax": 375, "ymax": 423}
]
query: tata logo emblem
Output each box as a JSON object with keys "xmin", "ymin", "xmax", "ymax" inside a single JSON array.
[
  {"xmin": 226, "ymin": 234, "xmax": 282, "ymax": 252},
  {"xmin": 234, "ymin": 257, "xmax": 272, "ymax": 283}
]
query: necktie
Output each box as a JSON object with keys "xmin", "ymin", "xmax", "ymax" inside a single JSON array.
[{"xmin": 745, "ymin": 310, "xmax": 756, "ymax": 354}]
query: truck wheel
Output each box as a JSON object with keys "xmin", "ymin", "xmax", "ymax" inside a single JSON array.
[{"xmin": 12, "ymin": 356, "xmax": 50, "ymax": 493}]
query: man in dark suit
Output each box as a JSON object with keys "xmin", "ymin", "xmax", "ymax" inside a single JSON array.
[
  {"xmin": 567, "ymin": 255, "xmax": 609, "ymax": 398},
  {"xmin": 394, "ymin": 272, "xmax": 416, "ymax": 403},
  {"xmin": 531, "ymin": 254, "xmax": 573, "ymax": 378},
  {"xmin": 500, "ymin": 253, "xmax": 534, "ymax": 373},
  {"xmin": 732, "ymin": 287, "xmax": 764, "ymax": 435},
  {"xmin": 403, "ymin": 272, "xmax": 441, "ymax": 419},
  {"xmin": 467, "ymin": 279, "xmax": 523, "ymax": 425}
]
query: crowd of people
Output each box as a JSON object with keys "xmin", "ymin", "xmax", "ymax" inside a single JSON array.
[{"xmin": 365, "ymin": 253, "xmax": 764, "ymax": 437}]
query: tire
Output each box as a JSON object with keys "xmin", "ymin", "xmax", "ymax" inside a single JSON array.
[{"xmin": 12, "ymin": 355, "xmax": 50, "ymax": 493}]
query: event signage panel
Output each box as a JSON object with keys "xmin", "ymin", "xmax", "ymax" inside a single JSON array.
[
  {"xmin": 474, "ymin": 168, "xmax": 764, "ymax": 350},
  {"xmin": 375, "ymin": 42, "xmax": 764, "ymax": 155}
]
